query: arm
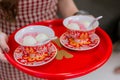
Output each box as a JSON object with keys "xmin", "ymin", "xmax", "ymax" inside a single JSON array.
[{"xmin": 58, "ymin": 0, "xmax": 79, "ymax": 18}]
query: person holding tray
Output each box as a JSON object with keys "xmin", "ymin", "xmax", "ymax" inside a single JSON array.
[{"xmin": 0, "ymin": 0, "xmax": 91, "ymax": 80}]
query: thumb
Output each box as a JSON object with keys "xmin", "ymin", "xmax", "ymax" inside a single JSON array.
[
  {"xmin": 0, "ymin": 48, "xmax": 8, "ymax": 63},
  {"xmin": 0, "ymin": 33, "xmax": 10, "ymax": 53}
]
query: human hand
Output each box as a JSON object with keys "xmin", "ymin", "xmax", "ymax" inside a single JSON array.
[{"xmin": 0, "ymin": 32, "xmax": 10, "ymax": 62}]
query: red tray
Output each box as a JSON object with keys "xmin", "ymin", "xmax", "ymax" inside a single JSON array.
[{"xmin": 5, "ymin": 19, "xmax": 112, "ymax": 79}]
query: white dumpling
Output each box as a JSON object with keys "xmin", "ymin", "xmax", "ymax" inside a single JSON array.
[
  {"xmin": 23, "ymin": 36, "xmax": 37, "ymax": 46},
  {"xmin": 35, "ymin": 33, "xmax": 49, "ymax": 42},
  {"xmin": 82, "ymin": 21, "xmax": 90, "ymax": 29},
  {"xmin": 67, "ymin": 23, "xmax": 80, "ymax": 30}
]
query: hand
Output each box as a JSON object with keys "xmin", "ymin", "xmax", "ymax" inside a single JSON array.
[{"xmin": 0, "ymin": 32, "xmax": 10, "ymax": 62}]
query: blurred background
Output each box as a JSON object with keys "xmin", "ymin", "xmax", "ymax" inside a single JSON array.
[
  {"xmin": 74, "ymin": 0, "xmax": 120, "ymax": 43},
  {"xmin": 71, "ymin": 0, "xmax": 120, "ymax": 80}
]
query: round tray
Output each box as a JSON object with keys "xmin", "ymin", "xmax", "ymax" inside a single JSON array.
[{"xmin": 5, "ymin": 19, "xmax": 112, "ymax": 79}]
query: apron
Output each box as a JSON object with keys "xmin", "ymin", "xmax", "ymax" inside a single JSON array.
[
  {"xmin": 0, "ymin": 0, "xmax": 58, "ymax": 80},
  {"xmin": 0, "ymin": 0, "xmax": 58, "ymax": 35}
]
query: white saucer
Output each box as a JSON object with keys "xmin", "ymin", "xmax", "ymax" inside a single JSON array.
[{"xmin": 60, "ymin": 32, "xmax": 100, "ymax": 51}]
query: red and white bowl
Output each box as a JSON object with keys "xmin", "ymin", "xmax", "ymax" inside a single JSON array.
[
  {"xmin": 14, "ymin": 25, "xmax": 57, "ymax": 66},
  {"xmin": 14, "ymin": 25, "xmax": 55, "ymax": 46},
  {"xmin": 63, "ymin": 15, "xmax": 99, "ymax": 39}
]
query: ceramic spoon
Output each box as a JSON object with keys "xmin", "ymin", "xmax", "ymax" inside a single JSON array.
[
  {"xmin": 88, "ymin": 16, "xmax": 103, "ymax": 28},
  {"xmin": 39, "ymin": 36, "xmax": 57, "ymax": 45}
]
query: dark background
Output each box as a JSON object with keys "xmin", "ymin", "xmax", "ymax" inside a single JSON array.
[{"xmin": 73, "ymin": 0, "xmax": 120, "ymax": 43}]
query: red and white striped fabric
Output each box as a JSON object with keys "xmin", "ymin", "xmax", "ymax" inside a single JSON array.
[{"xmin": 0, "ymin": 0, "xmax": 58, "ymax": 80}]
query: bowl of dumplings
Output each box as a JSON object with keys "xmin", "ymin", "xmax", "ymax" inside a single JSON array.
[
  {"xmin": 63, "ymin": 15, "xmax": 99, "ymax": 39},
  {"xmin": 14, "ymin": 25, "xmax": 57, "ymax": 66},
  {"xmin": 15, "ymin": 25, "xmax": 55, "ymax": 47}
]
